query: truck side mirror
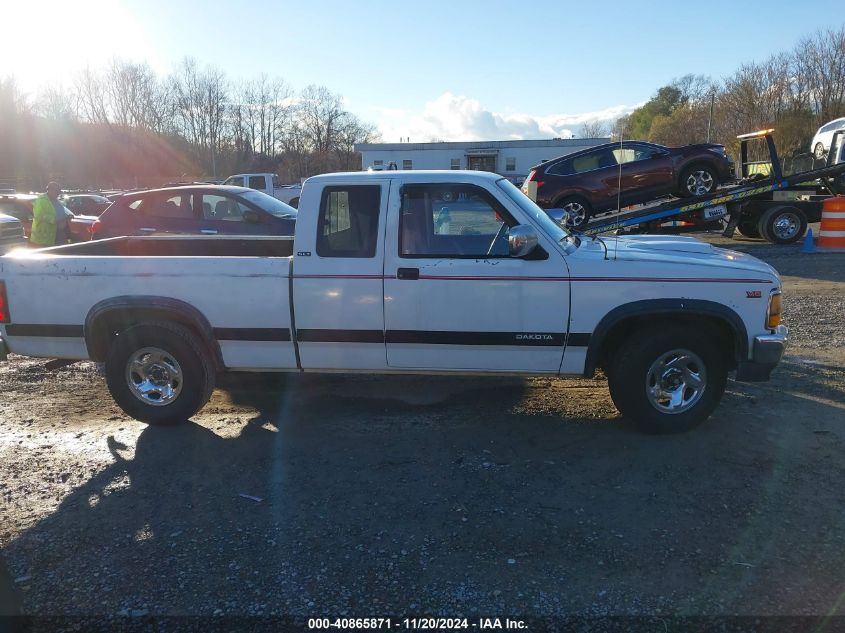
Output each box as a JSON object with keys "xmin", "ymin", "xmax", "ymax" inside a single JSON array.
[{"xmin": 508, "ymin": 225, "xmax": 538, "ymax": 258}]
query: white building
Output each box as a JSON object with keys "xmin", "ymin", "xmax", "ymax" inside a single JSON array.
[{"xmin": 355, "ymin": 138, "xmax": 611, "ymax": 182}]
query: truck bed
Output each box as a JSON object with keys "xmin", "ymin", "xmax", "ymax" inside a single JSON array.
[{"xmin": 0, "ymin": 236, "xmax": 296, "ymax": 370}]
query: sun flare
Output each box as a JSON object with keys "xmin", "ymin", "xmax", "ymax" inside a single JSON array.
[{"xmin": 1, "ymin": 1, "xmax": 161, "ymax": 95}]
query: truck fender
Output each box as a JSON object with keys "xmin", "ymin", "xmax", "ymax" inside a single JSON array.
[
  {"xmin": 84, "ymin": 296, "xmax": 224, "ymax": 368},
  {"xmin": 583, "ymin": 299, "xmax": 749, "ymax": 377}
]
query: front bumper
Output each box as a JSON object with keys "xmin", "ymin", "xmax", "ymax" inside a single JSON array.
[{"xmin": 735, "ymin": 324, "xmax": 788, "ymax": 382}]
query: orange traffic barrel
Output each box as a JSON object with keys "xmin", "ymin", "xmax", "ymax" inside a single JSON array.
[{"xmin": 818, "ymin": 196, "xmax": 845, "ymax": 249}]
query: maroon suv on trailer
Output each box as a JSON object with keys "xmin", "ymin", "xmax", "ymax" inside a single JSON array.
[{"xmin": 522, "ymin": 140, "xmax": 735, "ymax": 228}]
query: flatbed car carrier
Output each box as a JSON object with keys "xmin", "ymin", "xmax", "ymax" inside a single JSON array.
[{"xmin": 569, "ymin": 130, "xmax": 845, "ymax": 244}]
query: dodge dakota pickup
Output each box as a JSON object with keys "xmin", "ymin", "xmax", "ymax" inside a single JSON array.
[{"xmin": 0, "ymin": 171, "xmax": 787, "ymax": 433}]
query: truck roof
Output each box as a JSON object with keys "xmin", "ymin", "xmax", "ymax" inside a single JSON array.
[{"xmin": 305, "ymin": 170, "xmax": 506, "ymax": 185}]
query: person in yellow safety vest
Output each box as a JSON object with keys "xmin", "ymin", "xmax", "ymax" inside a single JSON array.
[{"xmin": 30, "ymin": 182, "xmax": 69, "ymax": 247}]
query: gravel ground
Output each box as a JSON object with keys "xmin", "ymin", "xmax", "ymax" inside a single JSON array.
[{"xmin": 1, "ymin": 231, "xmax": 844, "ymax": 630}]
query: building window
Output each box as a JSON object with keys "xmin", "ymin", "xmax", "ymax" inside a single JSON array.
[
  {"xmin": 505, "ymin": 157, "xmax": 516, "ymax": 172},
  {"xmin": 403, "ymin": 159, "xmax": 413, "ymax": 170},
  {"xmin": 450, "ymin": 158, "xmax": 461, "ymax": 170}
]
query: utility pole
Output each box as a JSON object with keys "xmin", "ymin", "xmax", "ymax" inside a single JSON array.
[{"xmin": 706, "ymin": 91, "xmax": 715, "ymax": 143}]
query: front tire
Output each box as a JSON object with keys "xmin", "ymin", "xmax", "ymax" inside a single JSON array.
[
  {"xmin": 554, "ymin": 196, "xmax": 592, "ymax": 229},
  {"xmin": 105, "ymin": 321, "xmax": 215, "ymax": 425},
  {"xmin": 678, "ymin": 164, "xmax": 719, "ymax": 197},
  {"xmin": 607, "ymin": 325, "xmax": 728, "ymax": 434},
  {"xmin": 814, "ymin": 143, "xmax": 827, "ymax": 160}
]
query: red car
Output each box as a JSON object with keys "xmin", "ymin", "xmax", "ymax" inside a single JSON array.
[
  {"xmin": 0, "ymin": 193, "xmax": 97, "ymax": 243},
  {"xmin": 522, "ymin": 140, "xmax": 735, "ymax": 228},
  {"xmin": 60, "ymin": 193, "xmax": 112, "ymax": 216}
]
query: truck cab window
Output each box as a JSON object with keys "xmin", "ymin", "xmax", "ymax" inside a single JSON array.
[
  {"xmin": 223, "ymin": 176, "xmax": 244, "ymax": 187},
  {"xmin": 400, "ymin": 184, "xmax": 515, "ymax": 258},
  {"xmin": 316, "ymin": 185, "xmax": 381, "ymax": 258},
  {"xmin": 248, "ymin": 176, "xmax": 266, "ymax": 190}
]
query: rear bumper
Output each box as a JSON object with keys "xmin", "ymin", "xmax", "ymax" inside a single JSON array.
[{"xmin": 735, "ymin": 324, "xmax": 788, "ymax": 382}]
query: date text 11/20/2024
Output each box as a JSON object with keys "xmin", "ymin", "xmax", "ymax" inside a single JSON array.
[{"xmin": 308, "ymin": 618, "xmax": 528, "ymax": 630}]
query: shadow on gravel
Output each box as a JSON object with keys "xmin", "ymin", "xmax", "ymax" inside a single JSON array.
[
  {"xmin": 6, "ymin": 370, "xmax": 845, "ymax": 618},
  {"xmin": 774, "ymin": 360, "xmax": 845, "ymax": 403},
  {"xmin": 0, "ymin": 554, "xmax": 22, "ymax": 619}
]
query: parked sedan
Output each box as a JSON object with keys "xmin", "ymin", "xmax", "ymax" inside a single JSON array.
[
  {"xmin": 91, "ymin": 185, "xmax": 297, "ymax": 239},
  {"xmin": 522, "ymin": 140, "xmax": 735, "ymax": 228},
  {"xmin": 0, "ymin": 194, "xmax": 96, "ymax": 243},
  {"xmin": 60, "ymin": 193, "xmax": 112, "ymax": 216}
]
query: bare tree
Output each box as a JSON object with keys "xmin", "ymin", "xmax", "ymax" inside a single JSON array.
[
  {"xmin": 75, "ymin": 67, "xmax": 109, "ymax": 125},
  {"xmin": 36, "ymin": 84, "xmax": 77, "ymax": 121},
  {"xmin": 298, "ymin": 85, "xmax": 345, "ymax": 164},
  {"xmin": 794, "ymin": 26, "xmax": 845, "ymax": 125},
  {"xmin": 579, "ymin": 119, "xmax": 609, "ymax": 138},
  {"xmin": 171, "ymin": 58, "xmax": 229, "ymax": 173},
  {"xmin": 334, "ymin": 114, "xmax": 380, "ymax": 171}
]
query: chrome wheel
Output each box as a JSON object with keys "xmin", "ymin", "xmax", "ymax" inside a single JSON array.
[
  {"xmin": 814, "ymin": 143, "xmax": 826, "ymax": 160},
  {"xmin": 646, "ymin": 349, "xmax": 707, "ymax": 415},
  {"xmin": 686, "ymin": 170, "xmax": 715, "ymax": 196},
  {"xmin": 125, "ymin": 347, "xmax": 183, "ymax": 406},
  {"xmin": 563, "ymin": 201, "xmax": 587, "ymax": 228},
  {"xmin": 772, "ymin": 212, "xmax": 800, "ymax": 241}
]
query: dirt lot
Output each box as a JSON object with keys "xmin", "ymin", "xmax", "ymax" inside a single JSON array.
[{"xmin": 1, "ymin": 230, "xmax": 845, "ymax": 628}]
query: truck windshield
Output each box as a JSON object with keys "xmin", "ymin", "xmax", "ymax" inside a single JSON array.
[
  {"xmin": 496, "ymin": 179, "xmax": 579, "ymax": 251},
  {"xmin": 239, "ymin": 190, "xmax": 298, "ymax": 218}
]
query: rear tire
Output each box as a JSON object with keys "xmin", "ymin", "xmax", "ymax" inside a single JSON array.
[
  {"xmin": 814, "ymin": 143, "xmax": 826, "ymax": 160},
  {"xmin": 607, "ymin": 324, "xmax": 728, "ymax": 434},
  {"xmin": 757, "ymin": 206, "xmax": 807, "ymax": 245},
  {"xmin": 105, "ymin": 321, "xmax": 215, "ymax": 425},
  {"xmin": 736, "ymin": 221, "xmax": 761, "ymax": 238}
]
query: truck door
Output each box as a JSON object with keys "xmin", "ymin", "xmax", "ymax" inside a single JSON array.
[
  {"xmin": 383, "ymin": 181, "xmax": 570, "ymax": 372},
  {"xmin": 292, "ymin": 180, "xmax": 390, "ymax": 370}
]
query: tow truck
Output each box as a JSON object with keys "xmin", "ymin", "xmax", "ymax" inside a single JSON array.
[{"xmin": 552, "ymin": 130, "xmax": 845, "ymax": 244}]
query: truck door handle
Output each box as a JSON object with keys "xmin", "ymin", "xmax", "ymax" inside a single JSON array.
[
  {"xmin": 201, "ymin": 229, "xmax": 218, "ymax": 235},
  {"xmin": 397, "ymin": 267, "xmax": 419, "ymax": 280}
]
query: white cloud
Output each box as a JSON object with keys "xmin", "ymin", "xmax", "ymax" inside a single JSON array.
[{"xmin": 375, "ymin": 93, "xmax": 640, "ymax": 143}]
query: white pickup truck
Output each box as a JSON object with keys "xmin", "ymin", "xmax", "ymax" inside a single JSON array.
[
  {"xmin": 0, "ymin": 171, "xmax": 787, "ymax": 433},
  {"xmin": 221, "ymin": 173, "xmax": 302, "ymax": 208}
]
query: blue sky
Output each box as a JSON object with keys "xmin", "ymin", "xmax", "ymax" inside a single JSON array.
[{"xmin": 3, "ymin": 0, "xmax": 841, "ymax": 141}]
